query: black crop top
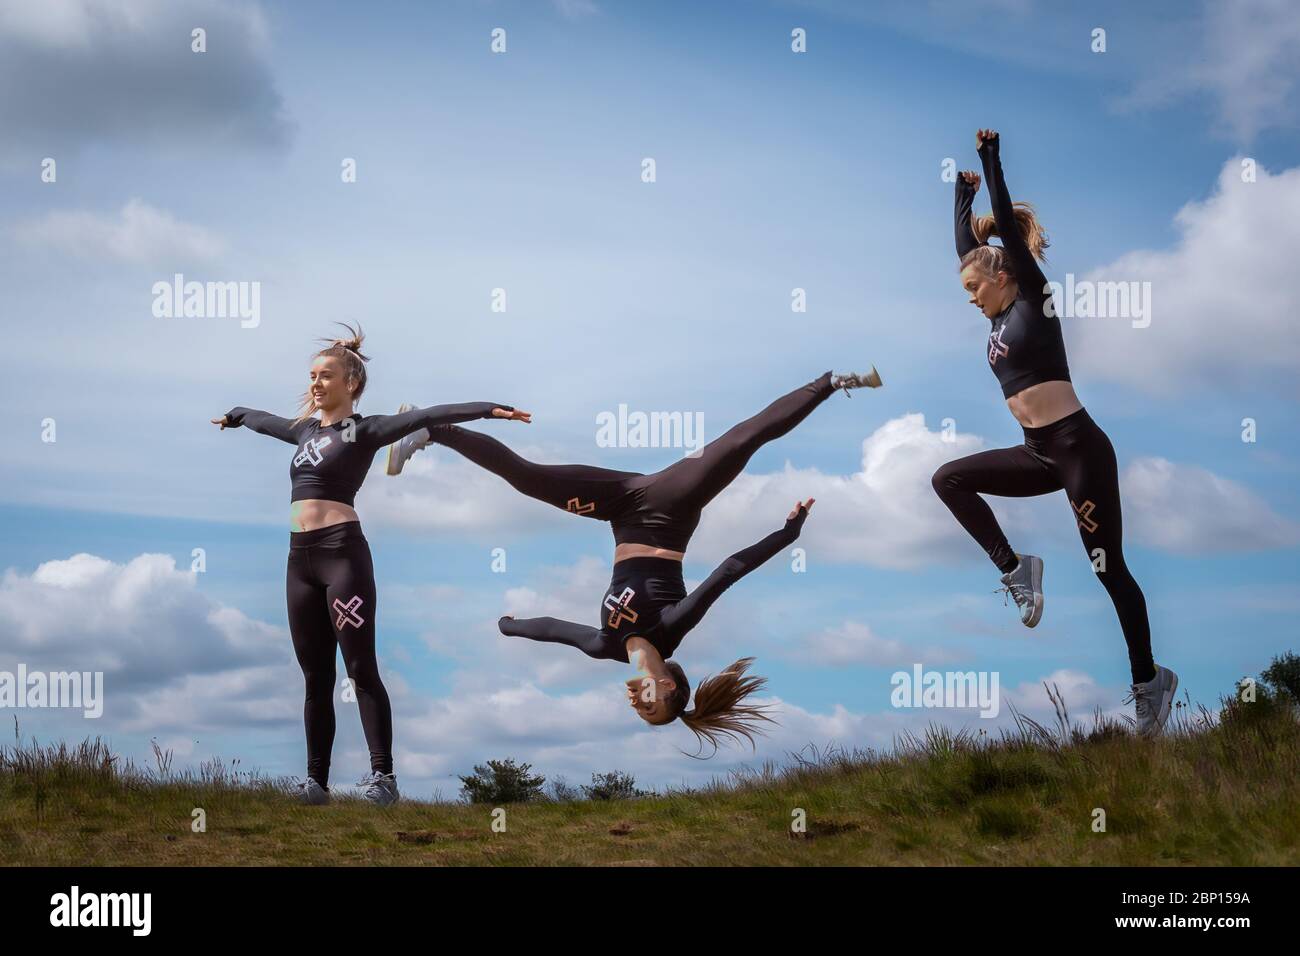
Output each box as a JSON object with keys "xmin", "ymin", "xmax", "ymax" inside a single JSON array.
[
  {"xmin": 955, "ymin": 138, "xmax": 1071, "ymax": 399},
  {"xmin": 225, "ymin": 402, "xmax": 512, "ymax": 507}
]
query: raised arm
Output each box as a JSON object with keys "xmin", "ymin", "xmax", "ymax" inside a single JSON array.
[
  {"xmin": 498, "ymin": 615, "xmax": 620, "ymax": 661},
  {"xmin": 976, "ymin": 131, "xmax": 1050, "ymax": 304},
  {"xmin": 220, "ymin": 407, "xmax": 306, "ymax": 445},
  {"xmin": 359, "ymin": 402, "xmax": 516, "ymax": 447},
  {"xmin": 954, "ymin": 172, "xmax": 983, "ymax": 259},
  {"xmin": 659, "ymin": 501, "xmax": 811, "ymax": 642}
]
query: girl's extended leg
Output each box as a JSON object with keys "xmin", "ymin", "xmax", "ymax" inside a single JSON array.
[
  {"xmin": 931, "ymin": 445, "xmax": 1062, "ymax": 572},
  {"xmin": 497, "ymin": 615, "xmax": 622, "ymax": 661},
  {"xmin": 428, "ymin": 425, "xmax": 641, "ymax": 521},
  {"xmin": 1056, "ymin": 426, "xmax": 1155, "ymax": 685},
  {"xmin": 286, "ymin": 552, "xmax": 337, "ymax": 786},
  {"xmin": 645, "ymin": 372, "xmax": 837, "ymax": 515}
]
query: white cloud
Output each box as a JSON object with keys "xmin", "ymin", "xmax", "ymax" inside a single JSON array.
[
  {"xmin": 1070, "ymin": 159, "xmax": 1300, "ymax": 394},
  {"xmin": 1120, "ymin": 0, "xmax": 1300, "ymax": 142},
  {"xmin": 0, "ymin": 551, "xmax": 296, "ymax": 738},
  {"xmin": 17, "ymin": 199, "xmax": 226, "ymax": 264},
  {"xmin": 1121, "ymin": 456, "xmax": 1300, "ymax": 554},
  {"xmin": 689, "ymin": 413, "xmax": 1010, "ymax": 569}
]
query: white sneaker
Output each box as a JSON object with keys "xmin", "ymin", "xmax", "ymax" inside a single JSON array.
[
  {"xmin": 996, "ymin": 553, "xmax": 1044, "ymax": 628},
  {"xmin": 386, "ymin": 403, "xmax": 430, "ymax": 476},
  {"xmin": 294, "ymin": 777, "xmax": 330, "ymax": 806},
  {"xmin": 357, "ymin": 771, "xmax": 400, "ymax": 806},
  {"xmin": 1125, "ymin": 664, "xmax": 1179, "ymax": 738}
]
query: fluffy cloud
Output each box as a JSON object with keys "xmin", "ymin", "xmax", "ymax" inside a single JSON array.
[
  {"xmin": 0, "ymin": 552, "xmax": 296, "ymax": 739},
  {"xmin": 0, "ymin": 0, "xmax": 292, "ymax": 160},
  {"xmin": 1121, "ymin": 456, "xmax": 1300, "ymax": 554},
  {"xmin": 687, "ymin": 413, "xmax": 1017, "ymax": 569},
  {"xmin": 1119, "ymin": 0, "xmax": 1300, "ymax": 142},
  {"xmin": 1069, "ymin": 159, "xmax": 1300, "ymax": 394},
  {"xmin": 16, "ymin": 199, "xmax": 226, "ymax": 263}
]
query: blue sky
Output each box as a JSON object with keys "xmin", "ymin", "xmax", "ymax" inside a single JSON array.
[{"xmin": 2, "ymin": 0, "xmax": 1298, "ymax": 797}]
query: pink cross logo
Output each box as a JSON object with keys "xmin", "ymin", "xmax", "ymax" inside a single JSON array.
[
  {"xmin": 333, "ymin": 595, "xmax": 365, "ymax": 630},
  {"xmin": 603, "ymin": 587, "xmax": 638, "ymax": 629}
]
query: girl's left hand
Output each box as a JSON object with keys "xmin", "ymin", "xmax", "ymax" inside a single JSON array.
[
  {"xmin": 788, "ymin": 497, "xmax": 815, "ymax": 519},
  {"xmin": 494, "ymin": 408, "xmax": 532, "ymax": 423}
]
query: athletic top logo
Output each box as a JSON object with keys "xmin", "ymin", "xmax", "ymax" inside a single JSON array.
[
  {"xmin": 294, "ymin": 436, "xmax": 333, "ymax": 467},
  {"xmin": 604, "ymin": 587, "xmax": 638, "ymax": 629},
  {"xmin": 988, "ymin": 323, "xmax": 1010, "ymax": 365}
]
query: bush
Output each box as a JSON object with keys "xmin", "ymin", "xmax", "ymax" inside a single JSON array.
[
  {"xmin": 581, "ymin": 770, "xmax": 649, "ymax": 800},
  {"xmin": 1261, "ymin": 651, "xmax": 1300, "ymax": 704},
  {"xmin": 458, "ymin": 759, "xmax": 546, "ymax": 804}
]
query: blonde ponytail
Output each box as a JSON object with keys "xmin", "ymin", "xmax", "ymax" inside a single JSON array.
[{"xmin": 971, "ymin": 201, "xmax": 1050, "ymax": 262}]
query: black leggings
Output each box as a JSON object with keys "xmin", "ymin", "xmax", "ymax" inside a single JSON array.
[
  {"xmin": 286, "ymin": 521, "xmax": 392, "ymax": 785},
  {"xmin": 426, "ymin": 372, "xmax": 836, "ymax": 551},
  {"xmin": 931, "ymin": 408, "xmax": 1154, "ymax": 683}
]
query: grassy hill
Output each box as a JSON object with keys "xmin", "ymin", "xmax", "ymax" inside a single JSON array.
[{"xmin": 3, "ymin": 674, "xmax": 1298, "ymax": 866}]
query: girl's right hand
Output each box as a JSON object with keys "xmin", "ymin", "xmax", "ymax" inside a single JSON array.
[
  {"xmin": 494, "ymin": 408, "xmax": 532, "ymax": 423},
  {"xmin": 211, "ymin": 415, "xmax": 230, "ymax": 430},
  {"xmin": 788, "ymin": 497, "xmax": 815, "ymax": 520},
  {"xmin": 976, "ymin": 128, "xmax": 999, "ymax": 150},
  {"xmin": 960, "ymin": 170, "xmax": 982, "ymax": 189}
]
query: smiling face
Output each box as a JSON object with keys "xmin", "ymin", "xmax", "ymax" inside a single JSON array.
[
  {"xmin": 309, "ymin": 355, "xmax": 356, "ymax": 416},
  {"xmin": 961, "ymin": 263, "xmax": 1017, "ymax": 319},
  {"xmin": 625, "ymin": 675, "xmax": 677, "ymax": 725}
]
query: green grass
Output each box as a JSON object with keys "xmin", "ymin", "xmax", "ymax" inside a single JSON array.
[{"xmin": 2, "ymin": 691, "xmax": 1298, "ymax": 866}]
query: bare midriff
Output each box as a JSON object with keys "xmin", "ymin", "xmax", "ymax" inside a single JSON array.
[
  {"xmin": 1006, "ymin": 379, "xmax": 1084, "ymax": 429},
  {"xmin": 614, "ymin": 543, "xmax": 685, "ymax": 564},
  {"xmin": 290, "ymin": 499, "xmax": 361, "ymax": 533}
]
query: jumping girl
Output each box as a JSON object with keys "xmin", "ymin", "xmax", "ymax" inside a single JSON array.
[
  {"xmin": 386, "ymin": 369, "xmax": 881, "ymax": 753},
  {"xmin": 934, "ymin": 129, "xmax": 1177, "ymax": 736},
  {"xmin": 212, "ymin": 324, "xmax": 527, "ymax": 804}
]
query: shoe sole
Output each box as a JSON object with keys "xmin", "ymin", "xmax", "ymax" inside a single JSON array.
[
  {"xmin": 1153, "ymin": 669, "xmax": 1178, "ymax": 734},
  {"xmin": 1024, "ymin": 555, "xmax": 1044, "ymax": 628},
  {"xmin": 385, "ymin": 403, "xmax": 415, "ymax": 476}
]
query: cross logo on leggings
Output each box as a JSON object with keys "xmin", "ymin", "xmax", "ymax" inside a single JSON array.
[
  {"xmin": 604, "ymin": 587, "xmax": 638, "ymax": 629},
  {"xmin": 294, "ymin": 436, "xmax": 333, "ymax": 467},
  {"xmin": 1072, "ymin": 498, "xmax": 1099, "ymax": 533},
  {"xmin": 333, "ymin": 594, "xmax": 365, "ymax": 630}
]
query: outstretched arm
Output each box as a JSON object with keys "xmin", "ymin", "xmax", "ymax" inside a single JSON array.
[
  {"xmin": 954, "ymin": 170, "xmax": 984, "ymax": 259},
  {"xmin": 498, "ymin": 615, "xmax": 620, "ymax": 661},
  {"xmin": 217, "ymin": 407, "xmax": 306, "ymax": 445},
  {"xmin": 359, "ymin": 402, "xmax": 522, "ymax": 447},
  {"xmin": 976, "ymin": 130, "xmax": 1050, "ymax": 304},
  {"xmin": 659, "ymin": 500, "xmax": 812, "ymax": 642}
]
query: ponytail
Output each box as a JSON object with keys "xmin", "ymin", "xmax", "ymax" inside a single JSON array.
[
  {"xmin": 970, "ymin": 201, "xmax": 1050, "ymax": 263},
  {"xmin": 668, "ymin": 657, "xmax": 777, "ymax": 757}
]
